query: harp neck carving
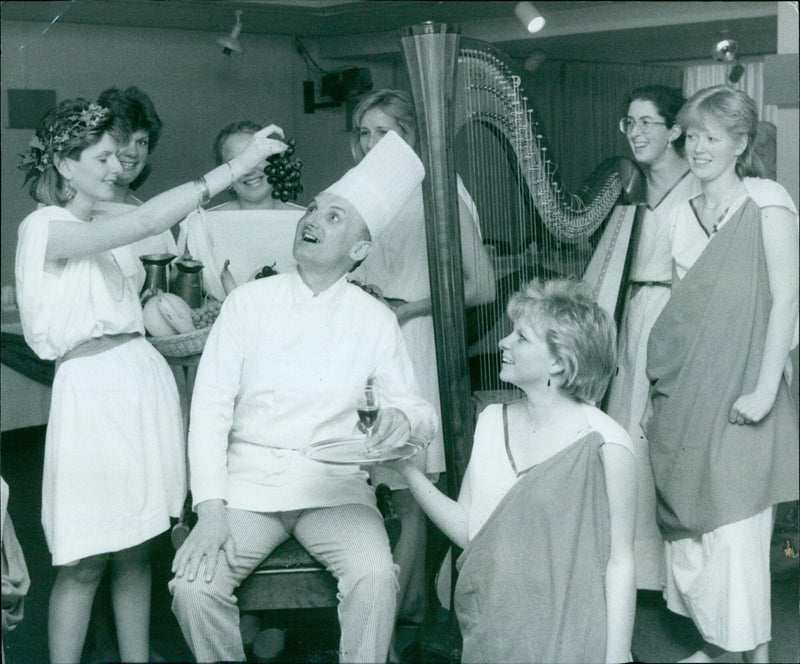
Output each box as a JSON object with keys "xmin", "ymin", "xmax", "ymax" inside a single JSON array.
[{"xmin": 456, "ymin": 41, "xmax": 641, "ymax": 243}]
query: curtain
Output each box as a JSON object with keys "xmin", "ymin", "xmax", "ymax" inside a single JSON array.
[
  {"xmin": 393, "ymin": 54, "xmax": 682, "ymax": 193},
  {"xmin": 526, "ymin": 61, "xmax": 683, "ymax": 191},
  {"xmin": 683, "ymin": 60, "xmax": 777, "ymax": 124}
]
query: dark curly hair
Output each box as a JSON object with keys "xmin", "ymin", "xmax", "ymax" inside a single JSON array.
[
  {"xmin": 623, "ymin": 85, "xmax": 687, "ymax": 155},
  {"xmin": 98, "ymin": 86, "xmax": 162, "ymax": 189}
]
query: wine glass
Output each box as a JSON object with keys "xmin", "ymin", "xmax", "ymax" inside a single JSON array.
[{"xmin": 356, "ymin": 385, "xmax": 381, "ymax": 455}]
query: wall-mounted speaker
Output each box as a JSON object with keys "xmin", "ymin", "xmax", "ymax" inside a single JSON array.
[
  {"xmin": 320, "ymin": 68, "xmax": 372, "ymax": 104},
  {"xmin": 304, "ymin": 68, "xmax": 372, "ymax": 114}
]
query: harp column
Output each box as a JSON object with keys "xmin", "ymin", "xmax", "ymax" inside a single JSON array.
[{"xmin": 400, "ymin": 23, "xmax": 473, "ymax": 497}]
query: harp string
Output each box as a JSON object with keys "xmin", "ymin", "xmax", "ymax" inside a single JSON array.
[{"xmin": 453, "ymin": 42, "xmax": 634, "ymax": 396}]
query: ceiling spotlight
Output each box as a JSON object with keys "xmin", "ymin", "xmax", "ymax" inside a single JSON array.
[
  {"xmin": 217, "ymin": 9, "xmax": 243, "ymax": 55},
  {"xmin": 515, "ymin": 2, "xmax": 545, "ymax": 34},
  {"xmin": 713, "ymin": 38, "xmax": 738, "ymax": 62}
]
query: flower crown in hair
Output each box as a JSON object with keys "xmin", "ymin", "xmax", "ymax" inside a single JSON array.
[{"xmin": 19, "ymin": 103, "xmax": 111, "ymax": 179}]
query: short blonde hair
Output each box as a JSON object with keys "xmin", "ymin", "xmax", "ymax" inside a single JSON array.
[{"xmin": 507, "ymin": 279, "xmax": 617, "ymax": 402}]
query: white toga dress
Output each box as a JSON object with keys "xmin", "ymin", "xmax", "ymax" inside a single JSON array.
[
  {"xmin": 605, "ymin": 170, "xmax": 700, "ymax": 590},
  {"xmin": 15, "ymin": 206, "xmax": 186, "ymax": 566}
]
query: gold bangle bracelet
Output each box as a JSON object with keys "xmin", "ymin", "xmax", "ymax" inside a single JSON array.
[
  {"xmin": 193, "ymin": 177, "xmax": 211, "ymax": 208},
  {"xmin": 223, "ymin": 161, "xmax": 235, "ymax": 187}
]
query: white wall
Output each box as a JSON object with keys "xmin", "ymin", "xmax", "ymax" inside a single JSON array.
[{"xmin": 0, "ymin": 19, "xmax": 394, "ymax": 304}]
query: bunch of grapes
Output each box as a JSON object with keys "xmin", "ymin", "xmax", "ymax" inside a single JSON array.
[
  {"xmin": 191, "ymin": 298, "xmax": 223, "ymax": 330},
  {"xmin": 265, "ymin": 138, "xmax": 303, "ymax": 203},
  {"xmin": 254, "ymin": 263, "xmax": 279, "ymax": 280}
]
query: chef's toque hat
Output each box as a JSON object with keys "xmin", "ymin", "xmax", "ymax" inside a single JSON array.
[{"xmin": 324, "ymin": 130, "xmax": 424, "ymax": 238}]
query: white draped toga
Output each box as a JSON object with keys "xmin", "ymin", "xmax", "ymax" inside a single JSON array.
[
  {"xmin": 176, "ymin": 204, "xmax": 305, "ymax": 303},
  {"xmin": 15, "ymin": 206, "xmax": 186, "ymax": 565},
  {"xmin": 605, "ymin": 171, "xmax": 700, "ymax": 590}
]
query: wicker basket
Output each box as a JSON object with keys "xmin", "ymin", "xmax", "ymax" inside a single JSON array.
[{"xmin": 148, "ymin": 326, "xmax": 211, "ymax": 357}]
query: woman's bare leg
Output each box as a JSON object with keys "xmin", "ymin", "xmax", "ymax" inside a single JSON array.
[
  {"xmin": 49, "ymin": 555, "xmax": 107, "ymax": 663},
  {"xmin": 743, "ymin": 641, "xmax": 769, "ymax": 663},
  {"xmin": 111, "ymin": 540, "xmax": 152, "ymax": 663}
]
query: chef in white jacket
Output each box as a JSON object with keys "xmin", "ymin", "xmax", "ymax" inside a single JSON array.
[{"xmin": 169, "ymin": 131, "xmax": 437, "ymax": 664}]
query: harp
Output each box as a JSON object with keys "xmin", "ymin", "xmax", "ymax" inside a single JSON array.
[{"xmin": 400, "ymin": 24, "xmax": 643, "ymax": 493}]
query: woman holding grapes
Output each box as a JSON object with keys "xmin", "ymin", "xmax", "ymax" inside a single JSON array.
[
  {"xmin": 177, "ymin": 120, "xmax": 305, "ymax": 302},
  {"xmin": 14, "ymin": 97, "xmax": 287, "ymax": 663},
  {"xmin": 81, "ymin": 85, "xmax": 178, "ymax": 663}
]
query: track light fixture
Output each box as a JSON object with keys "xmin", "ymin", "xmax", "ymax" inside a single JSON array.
[
  {"xmin": 713, "ymin": 36, "xmax": 745, "ymax": 83},
  {"xmin": 713, "ymin": 38, "xmax": 738, "ymax": 62},
  {"xmin": 515, "ymin": 2, "xmax": 545, "ymax": 34},
  {"xmin": 217, "ymin": 10, "xmax": 243, "ymax": 55}
]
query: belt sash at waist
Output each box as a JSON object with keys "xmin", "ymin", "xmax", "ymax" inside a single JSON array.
[
  {"xmin": 628, "ymin": 280, "xmax": 671, "ymax": 287},
  {"xmin": 55, "ymin": 332, "xmax": 142, "ymax": 373},
  {"xmin": 628, "ymin": 280, "xmax": 671, "ymax": 298}
]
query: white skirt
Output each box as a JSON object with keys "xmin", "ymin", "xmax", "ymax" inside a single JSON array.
[
  {"xmin": 663, "ymin": 507, "xmax": 774, "ymax": 652},
  {"xmin": 606, "ymin": 284, "xmax": 670, "ymax": 590},
  {"xmin": 42, "ymin": 337, "xmax": 186, "ymax": 566}
]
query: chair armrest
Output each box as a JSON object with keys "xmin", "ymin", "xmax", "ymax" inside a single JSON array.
[{"xmin": 375, "ymin": 483, "xmax": 402, "ymax": 551}]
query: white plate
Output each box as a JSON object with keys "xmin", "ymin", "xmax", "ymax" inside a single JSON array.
[{"xmin": 301, "ymin": 435, "xmax": 428, "ymax": 466}]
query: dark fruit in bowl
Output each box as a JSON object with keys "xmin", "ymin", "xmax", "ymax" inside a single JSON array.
[{"xmin": 254, "ymin": 263, "xmax": 279, "ymax": 279}]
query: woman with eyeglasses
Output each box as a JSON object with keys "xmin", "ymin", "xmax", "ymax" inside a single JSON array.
[
  {"xmin": 647, "ymin": 86, "xmax": 798, "ymax": 663},
  {"xmin": 605, "ymin": 86, "xmax": 701, "ymax": 594}
]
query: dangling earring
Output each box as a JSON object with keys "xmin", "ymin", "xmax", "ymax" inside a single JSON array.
[
  {"xmin": 63, "ymin": 183, "xmax": 76, "ymax": 202},
  {"xmin": 547, "ymin": 378, "xmax": 551, "ymax": 388}
]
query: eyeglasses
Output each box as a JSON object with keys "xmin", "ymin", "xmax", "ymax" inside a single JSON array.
[{"xmin": 619, "ymin": 116, "xmax": 668, "ymax": 135}]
